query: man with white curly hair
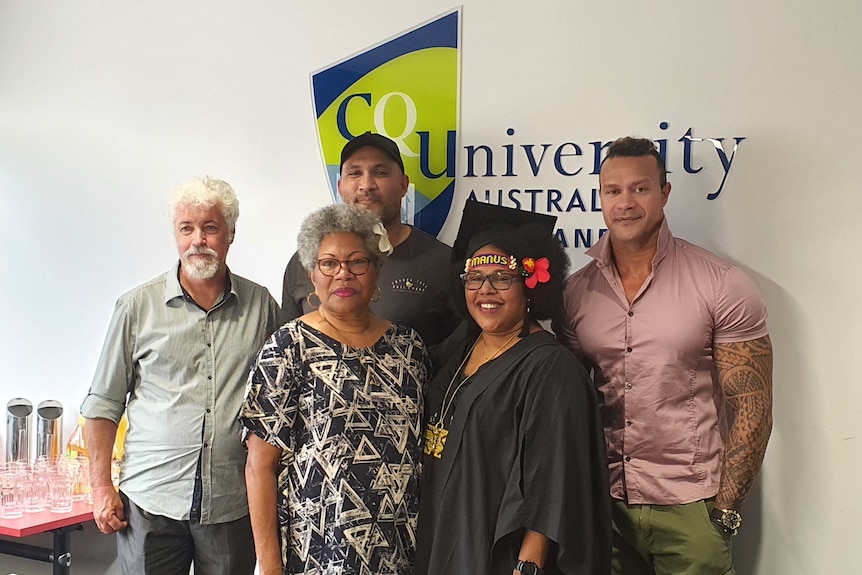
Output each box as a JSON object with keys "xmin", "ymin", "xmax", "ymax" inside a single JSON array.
[{"xmin": 81, "ymin": 176, "xmax": 279, "ymax": 575}]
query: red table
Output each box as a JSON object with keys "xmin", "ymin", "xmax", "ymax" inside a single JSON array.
[{"xmin": 0, "ymin": 501, "xmax": 94, "ymax": 574}]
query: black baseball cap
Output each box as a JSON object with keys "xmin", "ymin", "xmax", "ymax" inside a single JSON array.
[
  {"xmin": 339, "ymin": 132, "xmax": 405, "ymax": 173},
  {"xmin": 453, "ymin": 199, "xmax": 558, "ymax": 262}
]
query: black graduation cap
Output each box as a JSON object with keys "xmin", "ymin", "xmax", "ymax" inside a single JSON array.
[{"xmin": 452, "ymin": 199, "xmax": 558, "ymax": 262}]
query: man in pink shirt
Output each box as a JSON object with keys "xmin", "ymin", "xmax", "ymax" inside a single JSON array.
[{"xmin": 556, "ymin": 137, "xmax": 773, "ymax": 574}]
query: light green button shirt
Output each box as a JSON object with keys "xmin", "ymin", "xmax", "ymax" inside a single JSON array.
[{"xmin": 81, "ymin": 262, "xmax": 279, "ymax": 524}]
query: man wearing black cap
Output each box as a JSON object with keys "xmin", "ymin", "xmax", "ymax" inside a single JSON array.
[{"xmin": 281, "ymin": 133, "xmax": 458, "ymax": 346}]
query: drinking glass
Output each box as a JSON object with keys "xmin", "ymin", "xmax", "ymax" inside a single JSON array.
[
  {"xmin": 48, "ymin": 460, "xmax": 75, "ymax": 513},
  {"xmin": 71, "ymin": 455, "xmax": 92, "ymax": 503},
  {"xmin": 19, "ymin": 459, "xmax": 48, "ymax": 513},
  {"xmin": 0, "ymin": 462, "xmax": 24, "ymax": 519}
]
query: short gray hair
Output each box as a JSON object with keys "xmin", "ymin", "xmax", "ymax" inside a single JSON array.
[
  {"xmin": 297, "ymin": 203, "xmax": 386, "ymax": 271},
  {"xmin": 168, "ymin": 176, "xmax": 239, "ymax": 238}
]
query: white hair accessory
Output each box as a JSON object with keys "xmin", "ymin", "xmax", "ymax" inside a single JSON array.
[{"xmin": 373, "ymin": 223, "xmax": 393, "ymax": 256}]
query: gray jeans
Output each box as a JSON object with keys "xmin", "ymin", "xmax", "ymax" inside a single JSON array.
[{"xmin": 117, "ymin": 491, "xmax": 256, "ymax": 575}]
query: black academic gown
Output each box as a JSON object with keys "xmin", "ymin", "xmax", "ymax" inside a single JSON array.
[{"xmin": 415, "ymin": 330, "xmax": 611, "ymax": 575}]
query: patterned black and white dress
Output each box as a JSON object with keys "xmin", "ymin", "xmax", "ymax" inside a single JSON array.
[{"xmin": 241, "ymin": 320, "xmax": 428, "ymax": 575}]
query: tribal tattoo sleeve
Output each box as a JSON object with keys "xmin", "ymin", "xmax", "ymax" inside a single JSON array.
[{"xmin": 715, "ymin": 334, "xmax": 774, "ymax": 510}]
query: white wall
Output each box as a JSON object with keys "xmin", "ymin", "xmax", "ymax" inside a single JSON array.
[{"xmin": 1, "ymin": 1, "xmax": 860, "ymax": 573}]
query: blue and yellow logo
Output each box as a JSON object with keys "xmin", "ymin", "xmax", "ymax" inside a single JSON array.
[{"xmin": 311, "ymin": 10, "xmax": 460, "ymax": 237}]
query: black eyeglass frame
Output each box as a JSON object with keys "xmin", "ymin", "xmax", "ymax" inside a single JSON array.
[{"xmin": 460, "ymin": 271, "xmax": 521, "ymax": 290}]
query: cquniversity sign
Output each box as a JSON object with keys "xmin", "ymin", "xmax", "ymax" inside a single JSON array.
[{"xmin": 311, "ymin": 9, "xmax": 460, "ymax": 237}]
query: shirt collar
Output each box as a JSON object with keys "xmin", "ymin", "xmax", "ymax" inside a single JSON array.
[
  {"xmin": 586, "ymin": 218, "xmax": 674, "ymax": 268},
  {"xmin": 165, "ymin": 261, "xmax": 185, "ymax": 303},
  {"xmin": 164, "ymin": 260, "xmax": 235, "ymax": 306},
  {"xmin": 652, "ymin": 218, "xmax": 674, "ymax": 267}
]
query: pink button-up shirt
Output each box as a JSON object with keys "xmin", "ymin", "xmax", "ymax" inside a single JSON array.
[{"xmin": 558, "ymin": 220, "xmax": 768, "ymax": 505}]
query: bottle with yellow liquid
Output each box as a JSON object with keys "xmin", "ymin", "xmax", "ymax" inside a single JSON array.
[
  {"xmin": 65, "ymin": 414, "xmax": 90, "ymax": 502},
  {"xmin": 65, "ymin": 414, "xmax": 88, "ymax": 459},
  {"xmin": 64, "ymin": 413, "xmax": 128, "ymax": 491},
  {"xmin": 112, "ymin": 414, "xmax": 128, "ymax": 487}
]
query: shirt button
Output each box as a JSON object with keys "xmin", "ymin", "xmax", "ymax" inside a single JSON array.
[
  {"xmin": 626, "ymin": 420, "xmax": 632, "ymax": 426},
  {"xmin": 206, "ymin": 408, "xmax": 211, "ymax": 413},
  {"xmin": 203, "ymin": 442, "xmax": 209, "ymax": 448},
  {"xmin": 628, "ymin": 311, "xmax": 634, "ymax": 317},
  {"xmin": 208, "ymin": 375, "xmax": 212, "ymax": 380},
  {"xmin": 625, "ymin": 383, "xmax": 632, "ymax": 390},
  {"xmin": 626, "ymin": 347, "xmax": 633, "ymax": 353},
  {"xmin": 625, "ymin": 456, "xmax": 631, "ymax": 462},
  {"xmin": 207, "ymin": 343, "xmax": 212, "ymax": 348}
]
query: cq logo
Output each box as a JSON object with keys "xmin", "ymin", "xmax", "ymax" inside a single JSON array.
[{"xmin": 336, "ymin": 92, "xmax": 456, "ymax": 179}]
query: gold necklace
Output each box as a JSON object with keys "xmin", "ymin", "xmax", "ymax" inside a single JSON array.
[
  {"xmin": 423, "ymin": 330, "xmax": 521, "ymax": 459},
  {"xmin": 477, "ymin": 328, "xmax": 522, "ymax": 363},
  {"xmin": 318, "ymin": 308, "xmax": 371, "ymax": 338}
]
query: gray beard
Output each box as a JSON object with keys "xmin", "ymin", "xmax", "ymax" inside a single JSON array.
[{"xmin": 183, "ymin": 255, "xmax": 219, "ymax": 280}]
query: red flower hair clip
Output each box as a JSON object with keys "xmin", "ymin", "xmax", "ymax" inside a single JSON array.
[{"xmin": 522, "ymin": 257, "xmax": 550, "ymax": 289}]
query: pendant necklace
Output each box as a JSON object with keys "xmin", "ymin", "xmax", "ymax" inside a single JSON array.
[
  {"xmin": 318, "ymin": 308, "xmax": 371, "ymax": 340},
  {"xmin": 423, "ymin": 329, "xmax": 521, "ymax": 459}
]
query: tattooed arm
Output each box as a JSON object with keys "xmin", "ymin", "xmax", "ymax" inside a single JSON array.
[{"xmin": 714, "ymin": 334, "xmax": 774, "ymax": 510}]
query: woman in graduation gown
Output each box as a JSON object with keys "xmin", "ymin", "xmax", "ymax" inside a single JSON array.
[{"xmin": 415, "ymin": 203, "xmax": 611, "ymax": 575}]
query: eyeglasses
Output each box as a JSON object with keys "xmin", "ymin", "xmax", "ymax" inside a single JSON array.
[
  {"xmin": 460, "ymin": 271, "xmax": 520, "ymax": 290},
  {"xmin": 316, "ymin": 257, "xmax": 373, "ymax": 277}
]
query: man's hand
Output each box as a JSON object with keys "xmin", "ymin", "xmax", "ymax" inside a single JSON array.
[
  {"xmin": 91, "ymin": 485, "xmax": 128, "ymax": 534},
  {"xmin": 83, "ymin": 417, "xmax": 125, "ymax": 533}
]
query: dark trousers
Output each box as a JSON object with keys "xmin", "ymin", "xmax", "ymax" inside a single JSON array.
[{"xmin": 117, "ymin": 491, "xmax": 256, "ymax": 575}]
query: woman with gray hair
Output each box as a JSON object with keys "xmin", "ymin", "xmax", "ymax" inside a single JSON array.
[{"xmin": 241, "ymin": 203, "xmax": 429, "ymax": 575}]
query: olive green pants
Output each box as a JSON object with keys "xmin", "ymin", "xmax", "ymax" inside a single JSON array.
[{"xmin": 611, "ymin": 499, "xmax": 735, "ymax": 575}]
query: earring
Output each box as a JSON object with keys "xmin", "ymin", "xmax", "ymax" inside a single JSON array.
[
  {"xmin": 307, "ymin": 291, "xmax": 321, "ymax": 309},
  {"xmin": 518, "ymin": 299, "xmax": 533, "ymax": 338},
  {"xmin": 370, "ymin": 286, "xmax": 382, "ymax": 303}
]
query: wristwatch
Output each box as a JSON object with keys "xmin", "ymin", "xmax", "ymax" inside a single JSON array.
[
  {"xmin": 515, "ymin": 560, "xmax": 544, "ymax": 575},
  {"xmin": 709, "ymin": 507, "xmax": 742, "ymax": 536}
]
